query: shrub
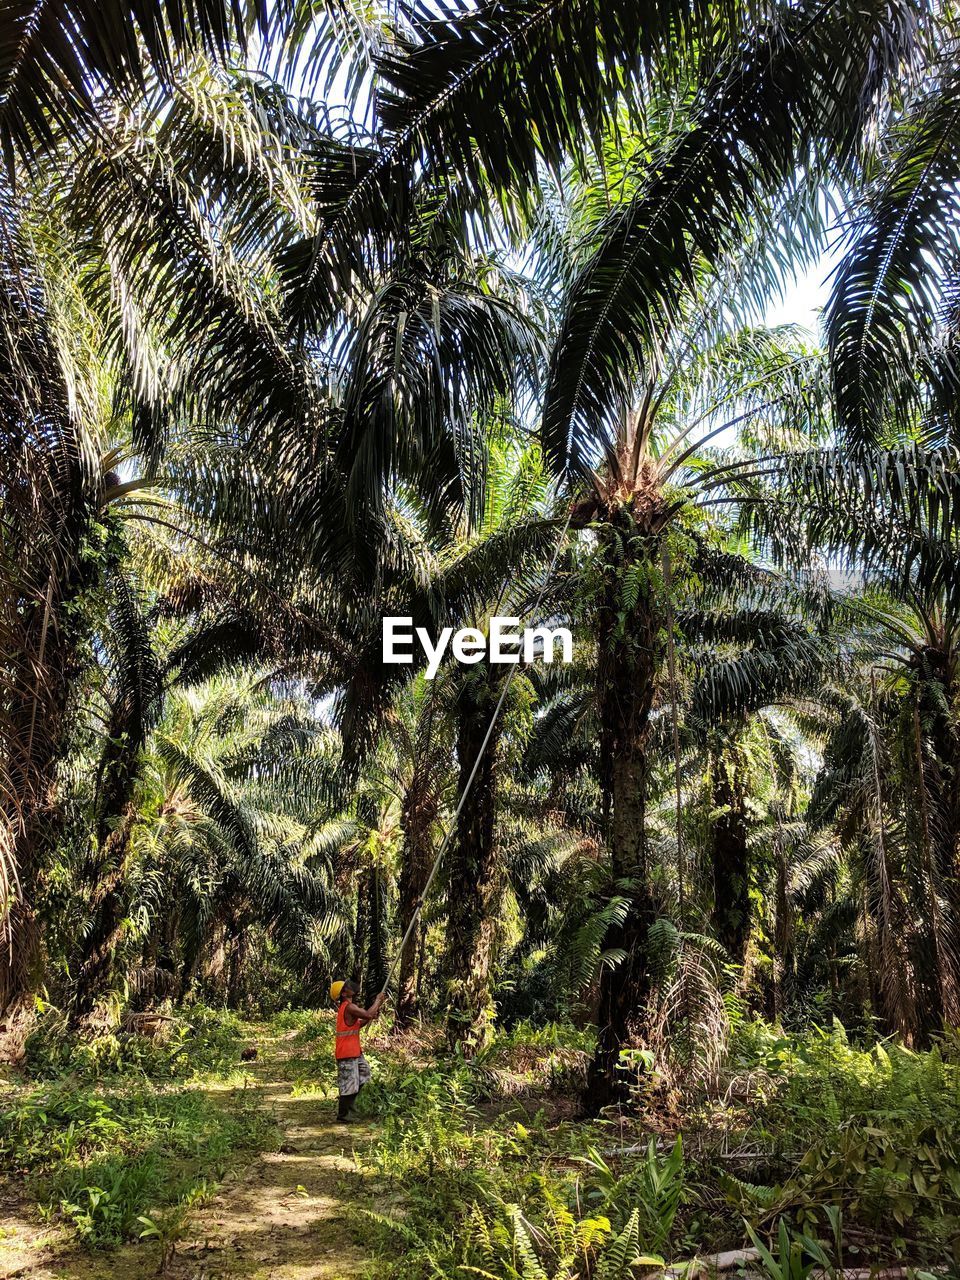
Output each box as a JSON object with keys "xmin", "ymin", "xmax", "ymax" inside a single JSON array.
[
  {"xmin": 0, "ymin": 1079, "xmax": 273, "ymax": 1245},
  {"xmin": 23, "ymin": 1004, "xmax": 245, "ymax": 1081},
  {"xmin": 722, "ymin": 1020, "xmax": 960, "ymax": 1265},
  {"xmin": 355, "ymin": 1032, "xmax": 686, "ymax": 1280}
]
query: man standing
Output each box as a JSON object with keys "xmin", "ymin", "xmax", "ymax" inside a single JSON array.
[{"xmin": 330, "ymin": 979, "xmax": 386, "ymax": 1122}]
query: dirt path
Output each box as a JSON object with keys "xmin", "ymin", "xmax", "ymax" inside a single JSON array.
[
  {"xmin": 0, "ymin": 1037, "xmax": 378, "ymax": 1280},
  {"xmin": 166, "ymin": 1046, "xmax": 373, "ymax": 1280}
]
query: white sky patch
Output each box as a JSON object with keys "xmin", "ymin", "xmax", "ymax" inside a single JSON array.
[{"xmin": 764, "ymin": 249, "xmax": 840, "ymax": 334}]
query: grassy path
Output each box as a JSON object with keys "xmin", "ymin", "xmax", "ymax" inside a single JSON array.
[
  {"xmin": 164, "ymin": 1038, "xmax": 372, "ymax": 1280},
  {"xmin": 0, "ymin": 1031, "xmax": 378, "ymax": 1280}
]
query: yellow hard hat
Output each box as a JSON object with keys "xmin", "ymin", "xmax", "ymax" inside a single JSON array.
[{"xmin": 329, "ymin": 979, "xmax": 356, "ymax": 1002}]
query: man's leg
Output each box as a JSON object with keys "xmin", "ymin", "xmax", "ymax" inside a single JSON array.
[
  {"xmin": 336, "ymin": 1057, "xmax": 360, "ymax": 1122},
  {"xmin": 337, "ymin": 1091, "xmax": 357, "ymax": 1121}
]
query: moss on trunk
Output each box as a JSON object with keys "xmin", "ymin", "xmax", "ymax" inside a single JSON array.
[{"xmin": 586, "ymin": 506, "xmax": 665, "ymax": 1110}]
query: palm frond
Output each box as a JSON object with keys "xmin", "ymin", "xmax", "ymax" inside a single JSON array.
[
  {"xmin": 827, "ymin": 46, "xmax": 960, "ymax": 445},
  {"xmin": 0, "ymin": 0, "xmax": 274, "ymax": 171},
  {"xmin": 280, "ymin": 0, "xmax": 738, "ymax": 327},
  {"xmin": 542, "ymin": 0, "xmax": 923, "ymax": 478}
]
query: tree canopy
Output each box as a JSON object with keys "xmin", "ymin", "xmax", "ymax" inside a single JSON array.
[{"xmin": 2, "ymin": 0, "xmax": 960, "ymax": 1268}]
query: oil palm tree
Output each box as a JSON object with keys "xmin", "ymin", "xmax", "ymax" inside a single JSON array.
[
  {"xmin": 276, "ymin": 426, "xmax": 565, "ymax": 1043},
  {"xmin": 0, "ymin": 217, "xmax": 116, "ymax": 1030},
  {"xmin": 551, "ymin": 316, "xmax": 831, "ymax": 1100},
  {"xmin": 744, "ymin": 447, "xmax": 960, "ymax": 1040},
  {"xmin": 66, "ymin": 546, "xmax": 350, "ymax": 1023},
  {"xmin": 524, "ymin": 0, "xmax": 937, "ymax": 1098},
  {"xmin": 519, "ymin": 534, "xmax": 839, "ymax": 1088},
  {"xmin": 277, "ymin": 0, "xmax": 933, "ymax": 1089},
  {"xmin": 684, "ymin": 588, "xmax": 852, "ymax": 966},
  {"xmin": 0, "ymin": 27, "xmax": 335, "ymax": 1011},
  {"xmin": 0, "ymin": 64, "xmax": 331, "ymax": 1036},
  {"xmin": 91, "ymin": 677, "xmax": 351, "ymax": 1013}
]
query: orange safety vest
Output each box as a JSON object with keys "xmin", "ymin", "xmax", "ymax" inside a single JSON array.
[{"xmin": 335, "ymin": 998, "xmax": 362, "ymax": 1060}]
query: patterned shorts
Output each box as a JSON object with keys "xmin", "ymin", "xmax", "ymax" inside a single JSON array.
[{"xmin": 336, "ymin": 1054, "xmax": 372, "ymax": 1096}]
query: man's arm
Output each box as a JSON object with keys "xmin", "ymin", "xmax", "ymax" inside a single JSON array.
[{"xmin": 345, "ymin": 993, "xmax": 386, "ymax": 1024}]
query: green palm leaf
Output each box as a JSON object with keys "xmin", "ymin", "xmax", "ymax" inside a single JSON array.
[
  {"xmin": 0, "ymin": 0, "xmax": 273, "ymax": 171},
  {"xmin": 541, "ymin": 0, "xmax": 923, "ymax": 478},
  {"xmin": 827, "ymin": 48, "xmax": 960, "ymax": 445}
]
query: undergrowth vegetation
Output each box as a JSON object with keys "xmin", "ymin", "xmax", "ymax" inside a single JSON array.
[
  {"xmin": 0, "ymin": 1007, "xmax": 274, "ymax": 1248},
  {"xmin": 3, "ymin": 1009, "xmax": 958, "ymax": 1274},
  {"xmin": 23, "ymin": 1005, "xmax": 247, "ymax": 1081},
  {"xmin": 346, "ymin": 1020, "xmax": 960, "ymax": 1278}
]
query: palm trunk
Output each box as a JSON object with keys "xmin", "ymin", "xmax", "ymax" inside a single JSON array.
[
  {"xmin": 179, "ymin": 931, "xmax": 203, "ymax": 1003},
  {"xmin": 916, "ymin": 661, "xmax": 960, "ymax": 1036},
  {"xmin": 0, "ymin": 265, "xmax": 97, "ymax": 1047},
  {"xmin": 353, "ymin": 867, "xmax": 370, "ymax": 994},
  {"xmin": 137, "ymin": 905, "xmax": 180, "ymax": 1008},
  {"xmin": 0, "ymin": 650, "xmax": 70, "ymax": 1031},
  {"xmin": 365, "ymin": 862, "xmax": 388, "ymax": 997},
  {"xmin": 586, "ymin": 512, "xmax": 664, "ymax": 1110},
  {"xmin": 205, "ymin": 923, "xmax": 229, "ymax": 1000},
  {"xmin": 395, "ymin": 781, "xmax": 438, "ymax": 1025},
  {"xmin": 710, "ymin": 746, "xmax": 751, "ymax": 966},
  {"xmin": 226, "ymin": 920, "xmax": 247, "ymax": 1010},
  {"xmin": 69, "ymin": 736, "xmax": 143, "ymax": 1024},
  {"xmin": 771, "ymin": 839, "xmax": 793, "ymax": 1021},
  {"xmin": 859, "ymin": 876, "xmax": 893, "ymax": 1035},
  {"xmin": 69, "ymin": 811, "xmax": 138, "ymax": 1025},
  {"xmin": 0, "ymin": 503, "xmax": 98, "ymax": 1044},
  {"xmin": 0, "ymin": 904, "xmax": 43, "ymax": 1046},
  {"xmin": 445, "ymin": 671, "xmax": 500, "ymax": 1051},
  {"xmin": 70, "ymin": 649, "xmax": 161, "ymax": 1025}
]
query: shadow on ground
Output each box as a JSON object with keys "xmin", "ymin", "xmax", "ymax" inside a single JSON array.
[{"xmin": 0, "ymin": 1038, "xmax": 375, "ymax": 1280}]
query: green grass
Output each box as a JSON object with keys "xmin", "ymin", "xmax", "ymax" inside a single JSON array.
[
  {"xmin": 0, "ymin": 1006, "xmax": 277, "ymax": 1248},
  {"xmin": 1, "ymin": 1079, "xmax": 273, "ymax": 1245},
  {"xmin": 344, "ymin": 1019, "xmax": 960, "ymax": 1279},
  {"xmin": 5, "ymin": 1009, "xmax": 959, "ymax": 1275}
]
